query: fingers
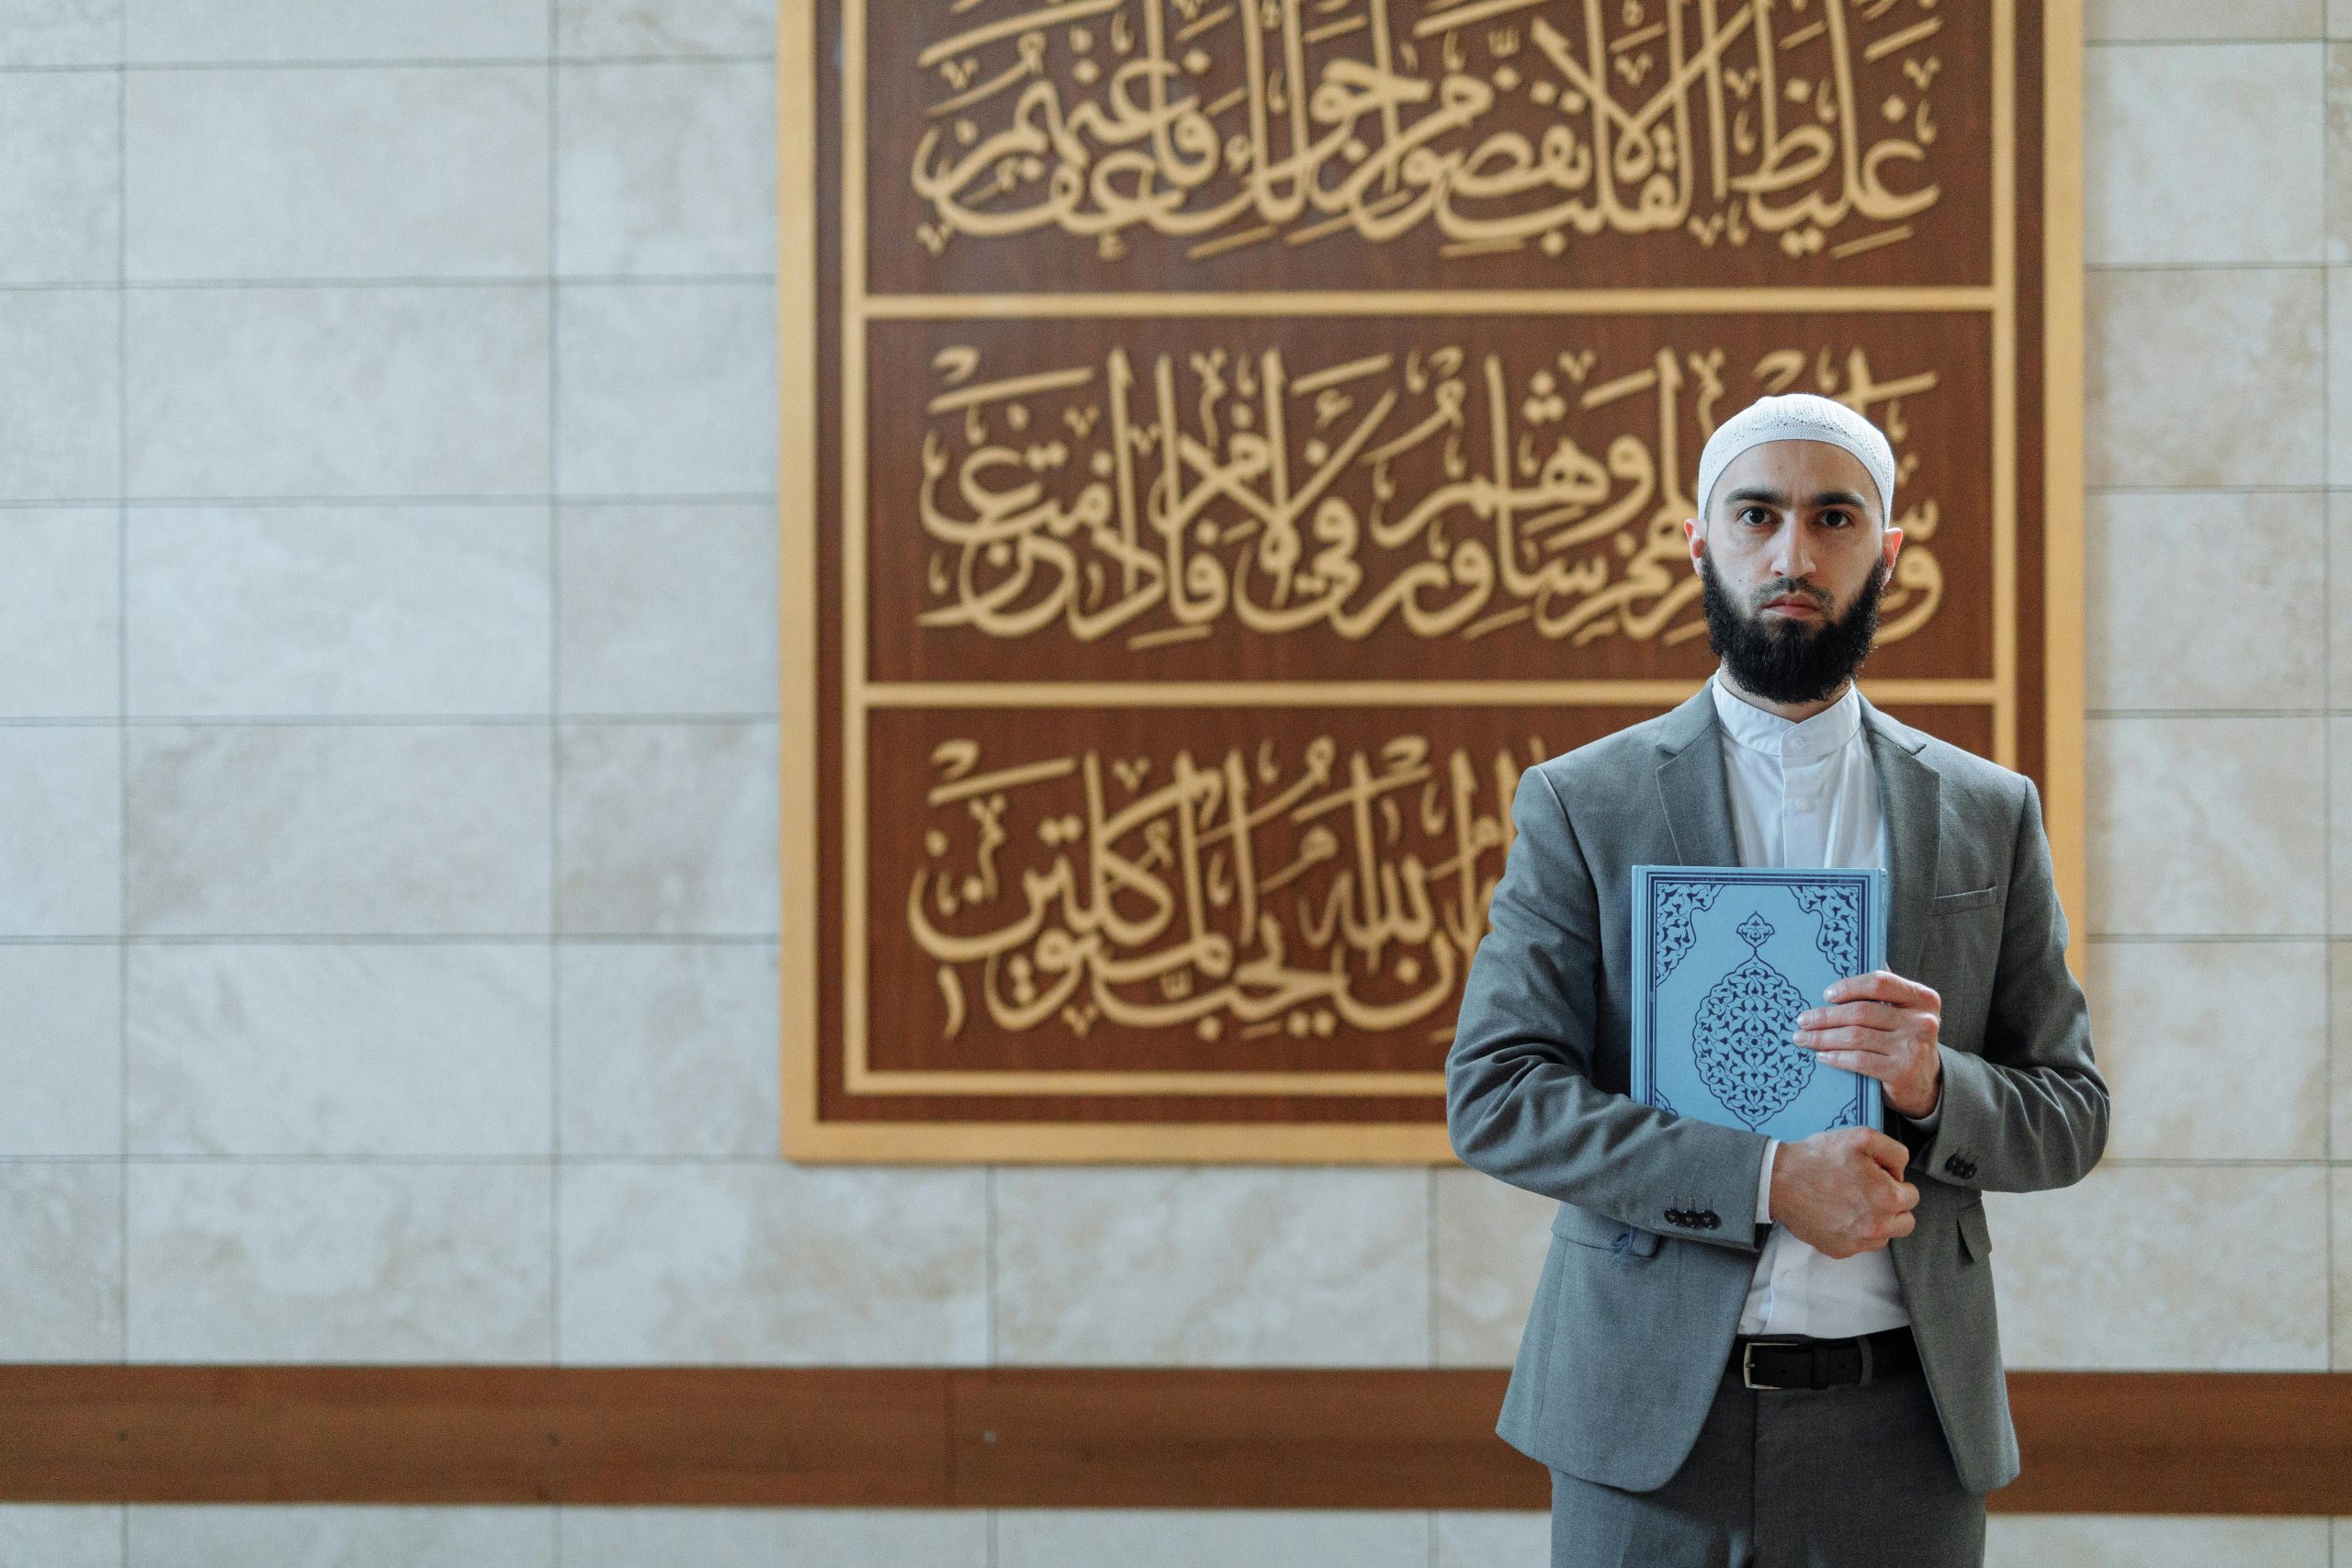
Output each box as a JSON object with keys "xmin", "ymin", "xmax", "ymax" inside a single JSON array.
[
  {"xmin": 1823, "ymin": 969, "xmax": 1940, "ymax": 1015},
  {"xmin": 1796, "ymin": 1025, "xmax": 1896, "ymax": 1056},
  {"xmin": 1795, "ymin": 1001, "xmax": 1903, "ymax": 1033}
]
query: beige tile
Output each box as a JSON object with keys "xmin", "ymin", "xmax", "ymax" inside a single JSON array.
[
  {"xmin": 0, "ymin": 1506, "xmax": 122, "ymax": 1568},
  {"xmin": 0, "ymin": 945, "xmax": 120, "ymax": 1157},
  {"xmin": 0, "ymin": 509, "xmax": 119, "ymax": 717},
  {"xmin": 128, "ymin": 943, "xmax": 551, "ymax": 1156},
  {"xmin": 2338, "ymin": 1168, "xmax": 2352, "ymax": 1367},
  {"xmin": 557, "ymin": 1164, "xmax": 987, "ymax": 1363},
  {"xmin": 128, "ymin": 0, "xmax": 546, "ymax": 62},
  {"xmin": 127, "ymin": 1507, "xmax": 553, "ymax": 1568},
  {"xmin": 2086, "ymin": 268, "xmax": 2324, "ymax": 488},
  {"xmin": 0, "ymin": 727, "xmax": 122, "ymax": 937},
  {"xmin": 0, "ymin": 73, "xmax": 119, "ymax": 284},
  {"xmin": 2087, "ymin": 942, "xmax": 2326, "ymax": 1158},
  {"xmin": 558, "ymin": 721, "xmax": 776, "ymax": 933},
  {"xmin": 1988, "ymin": 1164, "xmax": 2327, "ymax": 1368},
  {"xmin": 129, "ymin": 505, "xmax": 549, "ymax": 716},
  {"xmin": 127, "ymin": 1163, "xmax": 552, "ymax": 1361},
  {"xmin": 555, "ymin": 282, "xmax": 773, "ymax": 496},
  {"xmin": 993, "ymin": 1168, "xmax": 1430, "ymax": 1365},
  {"xmin": 995, "ymin": 1512, "xmax": 1430, "ymax": 1568},
  {"xmin": 556, "ymin": 502, "xmax": 776, "ymax": 715},
  {"xmin": 2089, "ymin": 0, "xmax": 2322, "ymax": 38},
  {"xmin": 126, "ymin": 68, "xmax": 546, "ymax": 281},
  {"xmin": 0, "ymin": 289, "xmax": 118, "ymax": 502},
  {"xmin": 1986, "ymin": 1515, "xmax": 2329, "ymax": 1567},
  {"xmin": 2086, "ymin": 716, "xmax": 2326, "ymax": 935},
  {"xmin": 126, "ymin": 724, "xmax": 550, "ymax": 936},
  {"xmin": 559, "ymin": 1509, "xmax": 987, "ymax": 1568},
  {"xmin": 2331, "ymin": 942, "xmax": 2352, "ymax": 1157},
  {"xmin": 1435, "ymin": 1512, "xmax": 1552, "ymax": 1568},
  {"xmin": 558, "ymin": 942, "xmax": 778, "ymax": 1157},
  {"xmin": 2327, "ymin": 269, "xmax": 2352, "ymax": 483},
  {"xmin": 2331, "ymin": 495, "xmax": 2352, "ymax": 703},
  {"xmin": 2086, "ymin": 44, "xmax": 2322, "ymax": 265},
  {"xmin": 2334, "ymin": 719, "xmax": 2352, "ymax": 932},
  {"xmin": 2337, "ymin": 0, "xmax": 2352, "ymax": 34},
  {"xmin": 0, "ymin": 0, "xmax": 119, "ymax": 66},
  {"xmin": 0, "ymin": 1165, "xmax": 122, "ymax": 1359},
  {"xmin": 2084, "ymin": 491, "xmax": 2325, "ymax": 709},
  {"xmin": 556, "ymin": 62, "xmax": 773, "ymax": 276},
  {"xmin": 556, "ymin": 0, "xmax": 772, "ymax": 56},
  {"xmin": 127, "ymin": 286, "xmax": 549, "ymax": 500},
  {"xmin": 1433, "ymin": 1169, "xmax": 1555, "ymax": 1367}
]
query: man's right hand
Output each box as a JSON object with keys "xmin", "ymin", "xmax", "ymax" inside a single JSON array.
[{"xmin": 1767, "ymin": 1128, "xmax": 1919, "ymax": 1258}]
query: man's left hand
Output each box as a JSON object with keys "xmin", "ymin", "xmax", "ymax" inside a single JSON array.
[{"xmin": 1792, "ymin": 970, "xmax": 1943, "ymax": 1119}]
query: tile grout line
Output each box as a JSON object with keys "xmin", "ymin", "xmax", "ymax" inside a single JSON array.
[
  {"xmin": 546, "ymin": 9, "xmax": 564, "ymax": 1546},
  {"xmin": 112, "ymin": 17, "xmax": 130, "ymax": 1551},
  {"xmin": 0, "ymin": 52, "xmax": 779, "ymax": 73},
  {"xmin": 113, "ymin": 6, "xmax": 130, "ymax": 1420},
  {"xmin": 2320, "ymin": 34, "xmax": 2337, "ymax": 1394}
]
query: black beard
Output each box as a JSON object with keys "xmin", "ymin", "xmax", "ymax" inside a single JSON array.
[{"xmin": 1698, "ymin": 550, "xmax": 1886, "ymax": 705}]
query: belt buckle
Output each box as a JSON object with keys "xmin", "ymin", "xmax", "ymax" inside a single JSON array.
[{"xmin": 1740, "ymin": 1337, "xmax": 1808, "ymax": 1391}]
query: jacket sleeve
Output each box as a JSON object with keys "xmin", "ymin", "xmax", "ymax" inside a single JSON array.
[
  {"xmin": 1908, "ymin": 776, "xmax": 2109, "ymax": 1193},
  {"xmin": 1445, "ymin": 762, "xmax": 1771, "ymax": 1252}
]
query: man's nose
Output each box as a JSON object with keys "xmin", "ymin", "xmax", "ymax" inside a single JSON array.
[{"xmin": 1769, "ymin": 524, "xmax": 1816, "ymax": 581}]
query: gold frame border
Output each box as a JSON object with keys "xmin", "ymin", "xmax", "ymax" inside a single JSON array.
[{"xmin": 782, "ymin": 0, "xmax": 2086, "ymax": 1161}]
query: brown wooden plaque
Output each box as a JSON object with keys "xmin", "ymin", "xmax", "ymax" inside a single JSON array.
[{"xmin": 782, "ymin": 0, "xmax": 2086, "ymax": 1160}]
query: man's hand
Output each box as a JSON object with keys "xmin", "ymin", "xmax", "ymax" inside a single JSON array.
[
  {"xmin": 1792, "ymin": 969, "xmax": 1944, "ymax": 1119},
  {"xmin": 1768, "ymin": 1128, "xmax": 1918, "ymax": 1258}
]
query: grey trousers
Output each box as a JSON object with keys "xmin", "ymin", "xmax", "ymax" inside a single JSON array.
[{"xmin": 1548, "ymin": 1356, "xmax": 1987, "ymax": 1567}]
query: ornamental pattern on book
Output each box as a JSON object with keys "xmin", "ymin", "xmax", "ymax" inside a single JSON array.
[
  {"xmin": 1691, "ymin": 911, "xmax": 1815, "ymax": 1131},
  {"xmin": 1792, "ymin": 882, "xmax": 1863, "ymax": 973},
  {"xmin": 1650, "ymin": 881, "xmax": 1724, "ymax": 988}
]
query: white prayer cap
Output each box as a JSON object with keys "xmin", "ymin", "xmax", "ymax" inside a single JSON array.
[{"xmin": 1693, "ymin": 392, "xmax": 1896, "ymax": 524}]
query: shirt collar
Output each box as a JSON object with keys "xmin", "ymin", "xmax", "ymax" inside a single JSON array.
[{"xmin": 1708, "ymin": 672, "xmax": 1864, "ymax": 763}]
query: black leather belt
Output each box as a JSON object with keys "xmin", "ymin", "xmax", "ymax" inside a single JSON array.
[{"xmin": 1731, "ymin": 1326, "xmax": 1920, "ymax": 1390}]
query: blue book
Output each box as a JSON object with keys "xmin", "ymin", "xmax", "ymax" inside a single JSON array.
[{"xmin": 1629, "ymin": 865, "xmax": 1889, "ymax": 1138}]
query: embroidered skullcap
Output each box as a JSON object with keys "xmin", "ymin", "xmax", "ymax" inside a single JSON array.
[{"xmin": 1693, "ymin": 392, "xmax": 1896, "ymax": 524}]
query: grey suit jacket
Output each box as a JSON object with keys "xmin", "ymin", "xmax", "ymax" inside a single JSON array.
[{"xmin": 1445, "ymin": 682, "xmax": 2108, "ymax": 1496}]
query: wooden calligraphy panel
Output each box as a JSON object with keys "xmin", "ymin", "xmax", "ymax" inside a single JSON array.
[{"xmin": 781, "ymin": 0, "xmax": 2084, "ymax": 1160}]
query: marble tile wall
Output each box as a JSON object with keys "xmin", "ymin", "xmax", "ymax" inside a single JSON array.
[{"xmin": 0, "ymin": 0, "xmax": 2346, "ymax": 1562}]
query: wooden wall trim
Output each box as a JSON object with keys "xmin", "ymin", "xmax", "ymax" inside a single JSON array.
[{"xmin": 2, "ymin": 1367, "xmax": 2345, "ymax": 1514}]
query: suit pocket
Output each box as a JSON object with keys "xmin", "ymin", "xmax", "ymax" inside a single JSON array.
[
  {"xmin": 1552, "ymin": 1202, "xmax": 1663, "ymax": 1258},
  {"xmin": 1932, "ymin": 884, "xmax": 2003, "ymax": 915},
  {"xmin": 1956, "ymin": 1201, "xmax": 1992, "ymax": 1264}
]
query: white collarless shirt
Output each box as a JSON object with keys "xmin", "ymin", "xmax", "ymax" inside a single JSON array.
[{"xmin": 1707, "ymin": 673, "xmax": 1941, "ymax": 1338}]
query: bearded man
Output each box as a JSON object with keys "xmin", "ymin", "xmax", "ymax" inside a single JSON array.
[{"xmin": 1445, "ymin": 392, "xmax": 2108, "ymax": 1568}]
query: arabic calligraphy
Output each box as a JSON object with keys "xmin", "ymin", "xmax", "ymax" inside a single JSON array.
[
  {"xmin": 906, "ymin": 728, "xmax": 1540, "ymax": 1043},
  {"xmin": 915, "ymin": 333, "xmax": 1947, "ymax": 651},
  {"xmin": 906, "ymin": 0, "xmax": 1949, "ymax": 265}
]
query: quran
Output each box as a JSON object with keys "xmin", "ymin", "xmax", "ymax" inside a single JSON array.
[{"xmin": 1630, "ymin": 866, "xmax": 1890, "ymax": 1139}]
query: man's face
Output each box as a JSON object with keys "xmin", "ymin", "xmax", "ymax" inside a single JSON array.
[{"xmin": 1683, "ymin": 438, "xmax": 1905, "ymax": 704}]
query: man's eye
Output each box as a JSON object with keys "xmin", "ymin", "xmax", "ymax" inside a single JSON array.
[
  {"xmin": 1740, "ymin": 507, "xmax": 1771, "ymax": 525},
  {"xmin": 1822, "ymin": 510, "xmax": 1851, "ymax": 527}
]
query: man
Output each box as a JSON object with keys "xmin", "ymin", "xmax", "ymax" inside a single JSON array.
[{"xmin": 1445, "ymin": 392, "xmax": 2108, "ymax": 1567}]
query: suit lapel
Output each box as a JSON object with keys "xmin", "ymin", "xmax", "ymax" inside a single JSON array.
[
  {"xmin": 1651, "ymin": 683, "xmax": 1738, "ymax": 867},
  {"xmin": 1859, "ymin": 693, "xmax": 1942, "ymax": 980},
  {"xmin": 1655, "ymin": 681, "xmax": 1946, "ymax": 981}
]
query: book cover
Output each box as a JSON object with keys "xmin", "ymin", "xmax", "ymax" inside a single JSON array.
[{"xmin": 1630, "ymin": 865, "xmax": 1890, "ymax": 1138}]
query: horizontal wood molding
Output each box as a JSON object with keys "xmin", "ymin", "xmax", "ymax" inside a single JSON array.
[{"xmin": 2, "ymin": 1367, "xmax": 2346, "ymax": 1514}]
